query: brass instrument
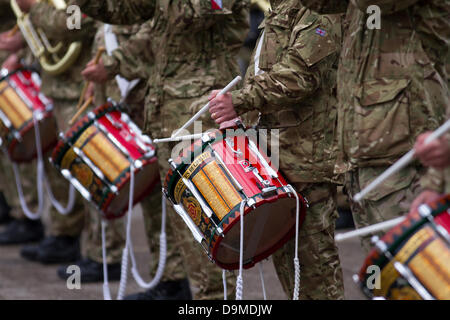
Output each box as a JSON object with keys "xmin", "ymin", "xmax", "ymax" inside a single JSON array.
[{"xmin": 10, "ymin": 0, "xmax": 82, "ymax": 75}]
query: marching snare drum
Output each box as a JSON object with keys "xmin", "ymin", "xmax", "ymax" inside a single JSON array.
[
  {"xmin": 0, "ymin": 69, "xmax": 57, "ymax": 162},
  {"xmin": 164, "ymin": 128, "xmax": 307, "ymax": 270},
  {"xmin": 51, "ymin": 102, "xmax": 159, "ymax": 219},
  {"xmin": 356, "ymin": 194, "xmax": 450, "ymax": 300}
]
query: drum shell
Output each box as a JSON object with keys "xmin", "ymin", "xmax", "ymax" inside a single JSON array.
[
  {"xmin": 0, "ymin": 69, "xmax": 57, "ymax": 162},
  {"xmin": 165, "ymin": 131, "xmax": 307, "ymax": 270},
  {"xmin": 51, "ymin": 103, "xmax": 159, "ymax": 219}
]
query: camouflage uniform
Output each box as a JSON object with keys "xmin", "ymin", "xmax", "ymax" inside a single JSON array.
[
  {"xmin": 0, "ymin": 1, "xmax": 40, "ymax": 220},
  {"xmin": 301, "ymin": 0, "xmax": 450, "ymax": 251},
  {"xmin": 74, "ymin": 0, "xmax": 249, "ymax": 300},
  {"xmin": 228, "ymin": 0, "xmax": 344, "ymax": 299},
  {"xmin": 90, "ymin": 21, "xmax": 189, "ymax": 281},
  {"xmin": 26, "ymin": 1, "xmax": 98, "ymax": 237}
]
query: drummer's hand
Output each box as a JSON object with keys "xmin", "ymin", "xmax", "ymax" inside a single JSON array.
[
  {"xmin": 0, "ymin": 30, "xmax": 25, "ymax": 53},
  {"xmin": 15, "ymin": 0, "xmax": 37, "ymax": 12},
  {"xmin": 81, "ymin": 57, "xmax": 108, "ymax": 83},
  {"xmin": 208, "ymin": 90, "xmax": 238, "ymax": 124},
  {"xmin": 1, "ymin": 53, "xmax": 21, "ymax": 72},
  {"xmin": 414, "ymin": 132, "xmax": 450, "ymax": 169},
  {"xmin": 409, "ymin": 190, "xmax": 442, "ymax": 215}
]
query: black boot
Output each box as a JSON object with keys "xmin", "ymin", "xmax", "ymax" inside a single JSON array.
[
  {"xmin": 0, "ymin": 219, "xmax": 44, "ymax": 244},
  {"xmin": 124, "ymin": 278, "xmax": 193, "ymax": 300},
  {"xmin": 57, "ymin": 258, "xmax": 121, "ymax": 283},
  {"xmin": 0, "ymin": 192, "xmax": 12, "ymax": 225},
  {"xmin": 20, "ymin": 235, "xmax": 81, "ymax": 264}
]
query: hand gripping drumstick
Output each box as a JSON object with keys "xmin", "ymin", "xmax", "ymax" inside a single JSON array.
[
  {"xmin": 76, "ymin": 46, "xmax": 105, "ymax": 110},
  {"xmin": 354, "ymin": 118, "xmax": 450, "ymax": 202},
  {"xmin": 170, "ymin": 76, "xmax": 242, "ymax": 139}
]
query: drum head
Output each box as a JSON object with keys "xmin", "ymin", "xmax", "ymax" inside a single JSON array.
[
  {"xmin": 104, "ymin": 158, "xmax": 160, "ymax": 219},
  {"xmin": 10, "ymin": 115, "xmax": 57, "ymax": 162},
  {"xmin": 213, "ymin": 195, "xmax": 300, "ymax": 270}
]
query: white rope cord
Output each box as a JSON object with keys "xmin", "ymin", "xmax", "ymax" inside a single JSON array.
[
  {"xmin": 287, "ymin": 185, "xmax": 301, "ymax": 300},
  {"xmin": 128, "ymin": 191, "xmax": 167, "ymax": 290},
  {"xmin": 44, "ymin": 178, "xmax": 76, "ymax": 215},
  {"xmin": 258, "ymin": 262, "xmax": 267, "ymax": 300},
  {"xmin": 11, "ymin": 114, "xmax": 46, "ymax": 220},
  {"xmin": 101, "ymin": 219, "xmax": 112, "ymax": 300},
  {"xmin": 222, "ymin": 269, "xmax": 228, "ymax": 300},
  {"xmin": 116, "ymin": 164, "xmax": 135, "ymax": 300},
  {"xmin": 235, "ymin": 200, "xmax": 246, "ymax": 300}
]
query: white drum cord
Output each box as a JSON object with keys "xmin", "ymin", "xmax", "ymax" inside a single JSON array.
[
  {"xmin": 287, "ymin": 185, "xmax": 301, "ymax": 300},
  {"xmin": 235, "ymin": 200, "xmax": 246, "ymax": 300},
  {"xmin": 222, "ymin": 269, "xmax": 228, "ymax": 300},
  {"xmin": 127, "ymin": 192, "xmax": 167, "ymax": 291},
  {"xmin": 258, "ymin": 262, "xmax": 267, "ymax": 300},
  {"xmin": 101, "ymin": 219, "xmax": 112, "ymax": 300},
  {"xmin": 44, "ymin": 177, "xmax": 76, "ymax": 215},
  {"xmin": 11, "ymin": 114, "xmax": 46, "ymax": 220}
]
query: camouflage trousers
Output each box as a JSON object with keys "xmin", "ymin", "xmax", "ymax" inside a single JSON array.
[
  {"xmin": 344, "ymin": 164, "xmax": 425, "ymax": 252},
  {"xmin": 0, "ymin": 156, "xmax": 39, "ymax": 220},
  {"xmin": 272, "ymin": 182, "xmax": 344, "ymax": 300}
]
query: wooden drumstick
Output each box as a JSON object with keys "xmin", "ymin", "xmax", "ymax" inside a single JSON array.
[
  {"xmin": 354, "ymin": 118, "xmax": 450, "ymax": 202},
  {"xmin": 76, "ymin": 46, "xmax": 105, "ymax": 110},
  {"xmin": 69, "ymin": 96, "xmax": 93, "ymax": 126},
  {"xmin": 8, "ymin": 25, "xmax": 19, "ymax": 38}
]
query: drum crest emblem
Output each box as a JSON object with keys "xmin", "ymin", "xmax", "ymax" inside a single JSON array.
[
  {"xmin": 183, "ymin": 196, "xmax": 202, "ymax": 226},
  {"xmin": 72, "ymin": 163, "xmax": 94, "ymax": 187}
]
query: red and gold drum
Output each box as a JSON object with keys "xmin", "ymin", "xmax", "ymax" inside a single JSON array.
[
  {"xmin": 356, "ymin": 194, "xmax": 450, "ymax": 300},
  {"xmin": 51, "ymin": 102, "xmax": 159, "ymax": 219},
  {"xmin": 0, "ymin": 69, "xmax": 57, "ymax": 162},
  {"xmin": 164, "ymin": 129, "xmax": 307, "ymax": 270}
]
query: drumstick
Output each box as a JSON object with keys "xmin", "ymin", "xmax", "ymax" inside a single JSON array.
[
  {"xmin": 334, "ymin": 216, "xmax": 405, "ymax": 242},
  {"xmin": 76, "ymin": 46, "xmax": 105, "ymax": 110},
  {"xmin": 171, "ymin": 76, "xmax": 242, "ymax": 138},
  {"xmin": 69, "ymin": 96, "xmax": 93, "ymax": 126},
  {"xmin": 153, "ymin": 133, "xmax": 204, "ymax": 144},
  {"xmin": 354, "ymin": 118, "xmax": 450, "ymax": 202},
  {"xmin": 8, "ymin": 25, "xmax": 19, "ymax": 37}
]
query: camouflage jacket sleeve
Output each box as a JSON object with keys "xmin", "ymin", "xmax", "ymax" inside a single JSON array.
[
  {"xmin": 351, "ymin": 0, "xmax": 420, "ymax": 14},
  {"xmin": 29, "ymin": 0, "xmax": 97, "ymax": 42},
  {"xmin": 74, "ymin": 0, "xmax": 155, "ymax": 25},
  {"xmin": 299, "ymin": 0, "xmax": 349, "ymax": 14},
  {"xmin": 103, "ymin": 21, "xmax": 154, "ymax": 81},
  {"xmin": 231, "ymin": 17, "xmax": 337, "ymax": 115}
]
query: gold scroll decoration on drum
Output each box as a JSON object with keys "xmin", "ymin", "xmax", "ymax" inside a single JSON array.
[{"xmin": 0, "ymin": 81, "xmax": 32, "ymax": 129}]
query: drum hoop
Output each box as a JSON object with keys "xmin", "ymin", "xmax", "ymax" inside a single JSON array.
[
  {"xmin": 99, "ymin": 156, "xmax": 159, "ymax": 219},
  {"xmin": 8, "ymin": 113, "xmax": 57, "ymax": 162},
  {"xmin": 208, "ymin": 190, "xmax": 306, "ymax": 270}
]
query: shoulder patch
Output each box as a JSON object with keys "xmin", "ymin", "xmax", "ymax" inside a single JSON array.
[{"xmin": 211, "ymin": 0, "xmax": 223, "ymax": 10}]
